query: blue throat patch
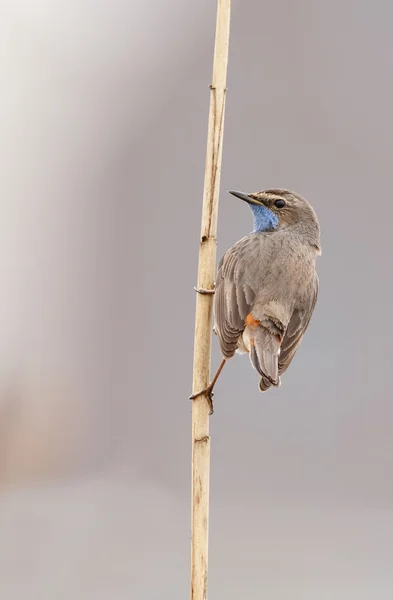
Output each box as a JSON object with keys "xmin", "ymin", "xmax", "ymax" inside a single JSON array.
[{"xmin": 250, "ymin": 204, "xmax": 279, "ymax": 232}]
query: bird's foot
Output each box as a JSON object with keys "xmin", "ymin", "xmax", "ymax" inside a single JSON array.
[
  {"xmin": 194, "ymin": 286, "xmax": 215, "ymax": 295},
  {"xmin": 189, "ymin": 359, "xmax": 226, "ymax": 416},
  {"xmin": 189, "ymin": 386, "xmax": 214, "ymax": 415}
]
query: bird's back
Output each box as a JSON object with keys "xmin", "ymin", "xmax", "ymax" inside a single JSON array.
[{"xmin": 214, "ymin": 228, "xmax": 319, "ymax": 390}]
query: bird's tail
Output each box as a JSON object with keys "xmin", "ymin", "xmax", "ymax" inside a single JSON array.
[
  {"xmin": 249, "ymin": 327, "xmax": 281, "ymax": 392},
  {"xmin": 259, "ymin": 373, "xmax": 281, "ymax": 392}
]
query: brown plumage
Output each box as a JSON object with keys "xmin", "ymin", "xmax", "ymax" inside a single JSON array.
[{"xmin": 214, "ymin": 188, "xmax": 321, "ymax": 393}]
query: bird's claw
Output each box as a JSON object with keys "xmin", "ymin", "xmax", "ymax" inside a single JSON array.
[
  {"xmin": 189, "ymin": 389, "xmax": 214, "ymax": 400},
  {"xmin": 189, "ymin": 386, "xmax": 214, "ymax": 415},
  {"xmin": 194, "ymin": 286, "xmax": 215, "ymax": 295}
]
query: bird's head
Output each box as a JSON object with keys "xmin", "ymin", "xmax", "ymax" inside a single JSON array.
[{"xmin": 229, "ymin": 189, "xmax": 320, "ymax": 250}]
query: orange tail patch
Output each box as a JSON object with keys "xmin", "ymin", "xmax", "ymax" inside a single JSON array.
[{"xmin": 245, "ymin": 313, "xmax": 260, "ymax": 327}]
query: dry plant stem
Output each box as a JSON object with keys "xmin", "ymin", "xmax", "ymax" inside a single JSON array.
[{"xmin": 190, "ymin": 1, "xmax": 231, "ymax": 599}]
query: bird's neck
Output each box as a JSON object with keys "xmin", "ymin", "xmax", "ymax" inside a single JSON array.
[
  {"xmin": 250, "ymin": 204, "xmax": 278, "ymax": 232},
  {"xmin": 292, "ymin": 219, "xmax": 322, "ymax": 254}
]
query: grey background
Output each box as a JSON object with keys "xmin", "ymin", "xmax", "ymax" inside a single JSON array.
[{"xmin": 1, "ymin": 0, "xmax": 393, "ymax": 598}]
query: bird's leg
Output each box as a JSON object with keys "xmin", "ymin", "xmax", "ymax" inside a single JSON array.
[
  {"xmin": 189, "ymin": 358, "xmax": 226, "ymax": 415},
  {"xmin": 194, "ymin": 285, "xmax": 215, "ymax": 295}
]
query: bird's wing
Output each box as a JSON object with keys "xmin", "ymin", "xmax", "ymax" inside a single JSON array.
[
  {"xmin": 278, "ymin": 274, "xmax": 319, "ymax": 375},
  {"xmin": 214, "ymin": 235, "xmax": 262, "ymax": 358}
]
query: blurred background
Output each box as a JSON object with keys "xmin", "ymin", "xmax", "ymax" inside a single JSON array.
[{"xmin": 1, "ymin": 0, "xmax": 393, "ymax": 598}]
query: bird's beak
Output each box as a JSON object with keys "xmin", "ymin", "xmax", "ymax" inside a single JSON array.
[{"xmin": 229, "ymin": 190, "xmax": 261, "ymax": 206}]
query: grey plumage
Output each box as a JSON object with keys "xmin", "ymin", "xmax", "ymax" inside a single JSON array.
[{"xmin": 214, "ymin": 188, "xmax": 321, "ymax": 393}]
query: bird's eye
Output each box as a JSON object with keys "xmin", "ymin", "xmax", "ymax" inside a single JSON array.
[{"xmin": 274, "ymin": 199, "xmax": 286, "ymax": 208}]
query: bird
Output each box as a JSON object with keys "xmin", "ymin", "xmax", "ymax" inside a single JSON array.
[{"xmin": 191, "ymin": 188, "xmax": 321, "ymax": 413}]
